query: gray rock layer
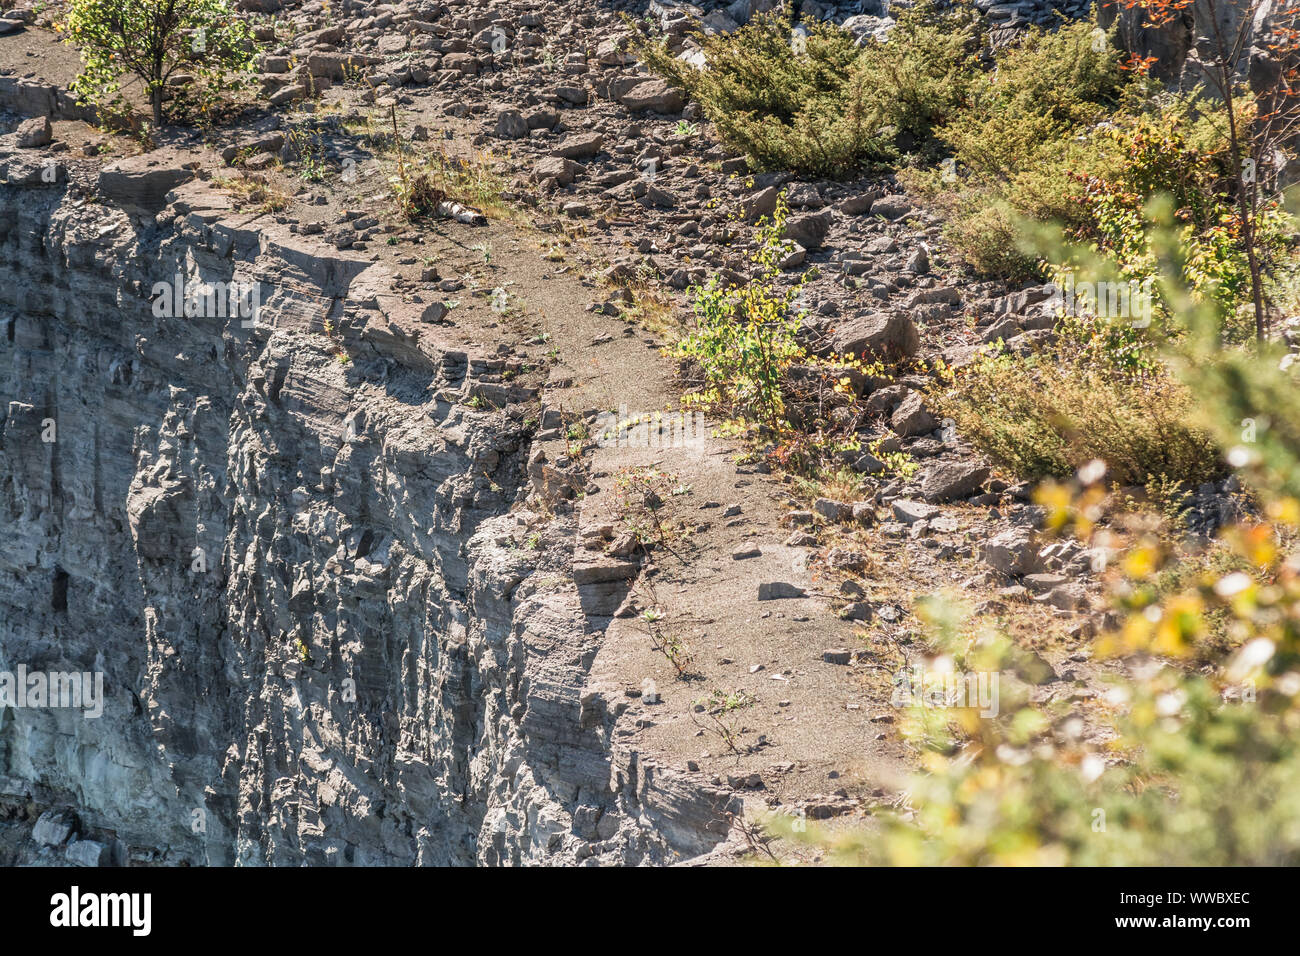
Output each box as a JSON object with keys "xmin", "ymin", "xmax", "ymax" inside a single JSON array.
[{"xmin": 0, "ymin": 175, "xmax": 735, "ymax": 866}]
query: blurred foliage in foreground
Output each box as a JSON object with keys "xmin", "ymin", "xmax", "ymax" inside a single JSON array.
[{"xmin": 776, "ymin": 218, "xmax": 1300, "ymax": 865}]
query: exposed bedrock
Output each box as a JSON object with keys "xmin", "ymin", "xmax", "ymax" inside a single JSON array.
[{"xmin": 0, "ymin": 169, "xmax": 736, "ymax": 866}]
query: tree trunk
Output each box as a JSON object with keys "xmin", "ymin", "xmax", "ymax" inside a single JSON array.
[
  {"xmin": 151, "ymin": 86, "xmax": 164, "ymax": 128},
  {"xmin": 1243, "ymin": 221, "xmax": 1268, "ymax": 343}
]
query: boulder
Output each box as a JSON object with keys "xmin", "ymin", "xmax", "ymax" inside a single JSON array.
[
  {"xmin": 870, "ymin": 195, "xmax": 913, "ymax": 220},
  {"xmin": 904, "ymin": 286, "xmax": 962, "ymax": 309},
  {"xmin": 441, "ymin": 52, "xmax": 481, "ymax": 75},
  {"xmin": 743, "ymin": 185, "xmax": 780, "ymax": 222},
  {"xmin": 1024, "ymin": 573, "xmax": 1069, "ymax": 594},
  {"xmin": 850, "ymin": 501, "xmax": 876, "ymax": 525},
  {"xmin": 983, "ymin": 527, "xmax": 1042, "ymax": 576},
  {"xmin": 127, "ymin": 479, "xmax": 191, "ymax": 560},
  {"xmin": 0, "ymin": 155, "xmax": 64, "ymax": 187},
  {"xmin": 922, "ymin": 460, "xmax": 990, "ymax": 502},
  {"xmin": 839, "ymin": 189, "xmax": 882, "ymax": 215},
  {"xmin": 839, "ymin": 602, "xmax": 873, "ymax": 621},
  {"xmin": 532, "ymin": 156, "xmax": 583, "ymax": 186},
  {"xmin": 65, "ymin": 839, "xmax": 112, "ymax": 867},
  {"xmin": 554, "ymin": 85, "xmax": 589, "ymax": 106},
  {"xmin": 825, "ymin": 547, "xmax": 868, "ymax": 571},
  {"xmin": 0, "ymin": 77, "xmax": 56, "ymax": 118},
  {"xmin": 1040, "ymin": 582, "xmax": 1089, "ymax": 611},
  {"xmin": 813, "ymin": 497, "xmax": 848, "ymax": 522},
  {"xmin": 620, "ymin": 78, "xmax": 685, "ymax": 113},
  {"xmin": 905, "ymin": 246, "xmax": 929, "ymax": 275},
  {"xmin": 596, "ymin": 37, "xmax": 636, "ymax": 66},
  {"xmin": 784, "ymin": 209, "xmax": 832, "ymax": 249},
  {"xmin": 305, "ymin": 52, "xmax": 381, "ymax": 79},
  {"xmin": 14, "ymin": 116, "xmax": 50, "ymax": 149},
  {"xmin": 221, "ymin": 131, "xmax": 284, "ymax": 164},
  {"xmin": 526, "ymin": 108, "xmax": 559, "ymax": 130},
  {"xmin": 831, "ymin": 312, "xmax": 919, "ymax": 360},
  {"xmin": 758, "ymin": 581, "xmax": 807, "ymax": 600},
  {"xmin": 891, "ymin": 391, "xmax": 937, "ymax": 437},
  {"xmin": 553, "ymin": 133, "xmax": 603, "ymax": 159},
  {"xmin": 852, "ymin": 452, "xmax": 884, "ymax": 475},
  {"xmin": 268, "ymin": 85, "xmax": 306, "ymax": 107},
  {"xmin": 891, "ymin": 499, "xmax": 938, "ymax": 525},
  {"xmin": 32, "ymin": 809, "xmax": 77, "ymax": 846},
  {"xmin": 779, "ymin": 243, "xmax": 806, "ymax": 270},
  {"xmin": 493, "ymin": 109, "xmax": 529, "ymax": 139},
  {"xmin": 573, "ymin": 557, "xmax": 639, "ymax": 585}
]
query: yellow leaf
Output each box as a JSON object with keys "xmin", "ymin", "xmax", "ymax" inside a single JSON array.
[
  {"xmin": 1123, "ymin": 546, "xmax": 1157, "ymax": 579},
  {"xmin": 920, "ymin": 751, "xmax": 948, "ymax": 774},
  {"xmin": 1271, "ymin": 497, "xmax": 1300, "ymax": 527}
]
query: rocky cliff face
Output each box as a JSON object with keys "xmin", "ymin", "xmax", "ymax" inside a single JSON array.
[
  {"xmin": 0, "ymin": 159, "xmax": 735, "ymax": 866},
  {"xmin": 1099, "ymin": 0, "xmax": 1294, "ymax": 99}
]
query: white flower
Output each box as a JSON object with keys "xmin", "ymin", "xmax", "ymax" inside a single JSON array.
[
  {"xmin": 1213, "ymin": 572, "xmax": 1253, "ymax": 598},
  {"xmin": 1081, "ymin": 754, "xmax": 1106, "ymax": 783},
  {"xmin": 1227, "ymin": 445, "xmax": 1257, "ymax": 468},
  {"xmin": 1276, "ymin": 672, "xmax": 1300, "ymax": 697},
  {"xmin": 996, "ymin": 744, "xmax": 1031, "ymax": 766},
  {"xmin": 1077, "ymin": 459, "xmax": 1107, "ymax": 486},
  {"xmin": 1156, "ymin": 690, "xmax": 1185, "ymax": 717},
  {"xmin": 1227, "ymin": 638, "xmax": 1275, "ymax": 682}
]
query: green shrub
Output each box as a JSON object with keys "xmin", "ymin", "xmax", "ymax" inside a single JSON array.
[
  {"xmin": 638, "ymin": 3, "xmax": 982, "ymax": 176},
  {"xmin": 640, "ymin": 4, "xmax": 1293, "ymax": 312},
  {"xmin": 1069, "ymin": 101, "xmax": 1296, "ymax": 338},
  {"xmin": 913, "ymin": 26, "xmax": 1296, "ymax": 311},
  {"xmin": 928, "ymin": 194, "xmax": 1039, "ymax": 281},
  {"xmin": 936, "ymin": 17, "xmax": 1127, "ymax": 199},
  {"xmin": 940, "ymin": 18, "xmax": 1127, "ymax": 165},
  {"xmin": 673, "ymin": 196, "xmax": 808, "ymax": 425},
  {"xmin": 900, "ymin": 18, "xmax": 1132, "ymax": 278},
  {"xmin": 810, "ymin": 619, "xmax": 1300, "ymax": 864},
  {"xmin": 852, "ymin": 1, "xmax": 983, "ymax": 146},
  {"xmin": 637, "ymin": 10, "xmax": 893, "ymax": 177},
  {"xmin": 938, "ymin": 349, "xmax": 1221, "ymax": 487}
]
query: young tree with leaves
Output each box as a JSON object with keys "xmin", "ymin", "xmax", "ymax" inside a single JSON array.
[
  {"xmin": 62, "ymin": 0, "xmax": 254, "ymax": 128},
  {"xmin": 1116, "ymin": 0, "xmax": 1300, "ymax": 342}
]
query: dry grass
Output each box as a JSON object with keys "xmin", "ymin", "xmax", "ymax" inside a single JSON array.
[
  {"xmin": 212, "ymin": 173, "xmax": 291, "ymax": 214},
  {"xmin": 938, "ymin": 353, "xmax": 1221, "ymax": 488},
  {"xmin": 606, "ymin": 279, "xmax": 679, "ymax": 339}
]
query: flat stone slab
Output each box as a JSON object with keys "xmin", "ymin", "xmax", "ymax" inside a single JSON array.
[
  {"xmin": 98, "ymin": 150, "xmax": 197, "ymax": 213},
  {"xmin": 573, "ymin": 558, "xmax": 639, "ymax": 585},
  {"xmin": 758, "ymin": 581, "xmax": 806, "ymax": 600}
]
